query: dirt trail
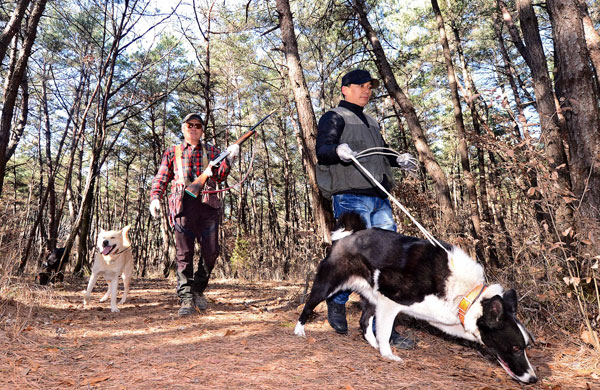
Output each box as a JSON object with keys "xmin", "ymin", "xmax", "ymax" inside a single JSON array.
[{"xmin": 0, "ymin": 277, "xmax": 597, "ymax": 389}]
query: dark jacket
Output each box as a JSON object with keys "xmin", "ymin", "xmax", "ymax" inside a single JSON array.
[{"xmin": 316, "ymin": 100, "xmax": 397, "ymax": 198}]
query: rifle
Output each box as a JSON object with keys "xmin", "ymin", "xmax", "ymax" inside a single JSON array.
[{"xmin": 185, "ymin": 110, "xmax": 275, "ymax": 198}]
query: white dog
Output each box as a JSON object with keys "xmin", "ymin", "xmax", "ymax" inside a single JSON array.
[{"xmin": 83, "ymin": 225, "xmax": 134, "ymax": 312}]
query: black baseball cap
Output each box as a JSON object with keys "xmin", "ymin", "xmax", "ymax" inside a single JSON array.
[
  {"xmin": 341, "ymin": 69, "xmax": 380, "ymax": 88},
  {"xmin": 182, "ymin": 113, "xmax": 203, "ymax": 123}
]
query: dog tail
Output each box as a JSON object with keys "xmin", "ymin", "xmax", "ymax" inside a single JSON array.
[{"xmin": 331, "ymin": 212, "xmax": 367, "ymax": 241}]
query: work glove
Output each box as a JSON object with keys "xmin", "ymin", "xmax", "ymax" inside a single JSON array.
[
  {"xmin": 226, "ymin": 144, "xmax": 239, "ymax": 162},
  {"xmin": 149, "ymin": 199, "xmax": 161, "ymax": 218},
  {"xmin": 202, "ymin": 165, "xmax": 214, "ymax": 177},
  {"xmin": 336, "ymin": 143, "xmax": 357, "ymax": 163},
  {"xmin": 396, "ymin": 153, "xmax": 419, "ymax": 175}
]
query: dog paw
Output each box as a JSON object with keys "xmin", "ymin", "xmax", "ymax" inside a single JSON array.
[
  {"xmin": 364, "ymin": 333, "xmax": 379, "ymax": 349},
  {"xmin": 111, "ymin": 307, "xmax": 120, "ymax": 313},
  {"xmin": 99, "ymin": 296, "xmax": 109, "ymax": 302},
  {"xmin": 294, "ymin": 321, "xmax": 306, "ymax": 337},
  {"xmin": 119, "ymin": 298, "xmax": 127, "ymax": 304},
  {"xmin": 381, "ymin": 352, "xmax": 403, "ymax": 362}
]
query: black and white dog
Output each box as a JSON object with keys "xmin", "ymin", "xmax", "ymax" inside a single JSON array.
[{"xmin": 295, "ymin": 212, "xmax": 537, "ymax": 384}]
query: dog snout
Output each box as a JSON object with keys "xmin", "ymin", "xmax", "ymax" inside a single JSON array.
[
  {"xmin": 528, "ymin": 376, "xmax": 537, "ymax": 384},
  {"xmin": 102, "ymin": 239, "xmax": 109, "ymax": 247}
]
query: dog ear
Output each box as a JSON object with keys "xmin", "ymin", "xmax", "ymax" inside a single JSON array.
[
  {"xmin": 503, "ymin": 289, "xmax": 518, "ymax": 316},
  {"xmin": 122, "ymin": 225, "xmax": 131, "ymax": 247},
  {"xmin": 481, "ymin": 296, "xmax": 505, "ymax": 329}
]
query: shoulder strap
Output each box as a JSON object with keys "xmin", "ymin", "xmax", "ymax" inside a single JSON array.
[
  {"xmin": 174, "ymin": 144, "xmax": 186, "ymax": 185},
  {"xmin": 201, "ymin": 141, "xmax": 210, "ymax": 170}
]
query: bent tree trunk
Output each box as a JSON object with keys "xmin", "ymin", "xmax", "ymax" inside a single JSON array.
[{"xmin": 275, "ymin": 0, "xmax": 334, "ymax": 244}]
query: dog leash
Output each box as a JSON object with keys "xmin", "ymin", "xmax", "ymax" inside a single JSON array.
[
  {"xmin": 350, "ymin": 149, "xmax": 449, "ymax": 253},
  {"xmin": 353, "ymin": 149, "xmax": 493, "ymax": 326}
]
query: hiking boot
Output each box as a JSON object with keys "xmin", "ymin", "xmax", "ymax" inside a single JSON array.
[
  {"xmin": 390, "ymin": 329, "xmax": 415, "ymax": 350},
  {"xmin": 326, "ymin": 298, "xmax": 348, "ymax": 334},
  {"xmin": 193, "ymin": 291, "xmax": 207, "ymax": 310},
  {"xmin": 178, "ymin": 299, "xmax": 194, "ymax": 316}
]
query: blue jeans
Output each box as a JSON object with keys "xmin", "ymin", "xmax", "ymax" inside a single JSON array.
[{"xmin": 329, "ymin": 193, "xmax": 396, "ymax": 305}]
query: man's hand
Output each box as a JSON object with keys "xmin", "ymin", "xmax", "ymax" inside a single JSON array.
[
  {"xmin": 396, "ymin": 153, "xmax": 419, "ymax": 175},
  {"xmin": 149, "ymin": 199, "xmax": 161, "ymax": 218},
  {"xmin": 226, "ymin": 144, "xmax": 239, "ymax": 162},
  {"xmin": 336, "ymin": 143, "xmax": 357, "ymax": 163}
]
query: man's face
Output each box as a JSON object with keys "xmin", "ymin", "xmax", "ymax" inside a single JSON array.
[
  {"xmin": 182, "ymin": 120, "xmax": 203, "ymax": 145},
  {"xmin": 341, "ymin": 81, "xmax": 373, "ymax": 107}
]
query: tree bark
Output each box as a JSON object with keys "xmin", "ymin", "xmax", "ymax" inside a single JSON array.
[
  {"xmin": 499, "ymin": 0, "xmax": 574, "ymax": 235},
  {"xmin": 548, "ymin": 0, "xmax": 600, "ymax": 225},
  {"xmin": 275, "ymin": 0, "xmax": 334, "ymax": 244},
  {"xmin": 351, "ymin": 0, "xmax": 458, "ymax": 232},
  {"xmin": 576, "ymin": 0, "xmax": 600, "ymax": 89}
]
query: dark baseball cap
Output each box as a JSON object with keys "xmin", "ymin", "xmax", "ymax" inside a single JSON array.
[
  {"xmin": 341, "ymin": 69, "xmax": 380, "ymax": 88},
  {"xmin": 182, "ymin": 113, "xmax": 203, "ymax": 123}
]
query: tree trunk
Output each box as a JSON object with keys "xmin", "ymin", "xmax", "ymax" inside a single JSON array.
[
  {"xmin": 493, "ymin": 12, "xmax": 529, "ymax": 135},
  {"xmin": 431, "ymin": 0, "xmax": 483, "ymax": 258},
  {"xmin": 351, "ymin": 0, "xmax": 458, "ymax": 232},
  {"xmin": 0, "ymin": 0, "xmax": 47, "ymax": 197},
  {"xmin": 450, "ymin": 17, "xmax": 501, "ymax": 266},
  {"xmin": 499, "ymin": 0, "xmax": 574, "ymax": 235},
  {"xmin": 576, "ymin": 0, "xmax": 600, "ymax": 89},
  {"xmin": 548, "ymin": 0, "xmax": 600, "ymax": 227},
  {"xmin": 275, "ymin": 0, "xmax": 334, "ymax": 244},
  {"xmin": 0, "ymin": 0, "xmax": 30, "ymax": 64}
]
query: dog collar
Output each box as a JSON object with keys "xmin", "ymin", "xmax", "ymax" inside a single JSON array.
[
  {"xmin": 111, "ymin": 247, "xmax": 132, "ymax": 256},
  {"xmin": 458, "ymin": 284, "xmax": 487, "ymax": 326}
]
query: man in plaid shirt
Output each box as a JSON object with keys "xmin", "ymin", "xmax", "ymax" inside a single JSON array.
[{"xmin": 150, "ymin": 113, "xmax": 239, "ymax": 316}]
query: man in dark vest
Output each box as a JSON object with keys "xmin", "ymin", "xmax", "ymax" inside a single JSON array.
[{"xmin": 316, "ymin": 69, "xmax": 417, "ymax": 348}]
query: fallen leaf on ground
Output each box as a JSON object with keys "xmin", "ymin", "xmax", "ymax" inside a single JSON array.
[
  {"xmin": 82, "ymin": 375, "xmax": 111, "ymax": 385},
  {"xmin": 58, "ymin": 378, "xmax": 75, "ymax": 387},
  {"xmin": 580, "ymin": 329, "xmax": 599, "ymax": 347}
]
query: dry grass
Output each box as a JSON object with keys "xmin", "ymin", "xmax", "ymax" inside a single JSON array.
[{"xmin": 0, "ymin": 275, "xmax": 599, "ymax": 389}]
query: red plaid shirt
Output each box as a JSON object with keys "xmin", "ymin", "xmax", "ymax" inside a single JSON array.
[{"xmin": 150, "ymin": 141, "xmax": 231, "ymax": 202}]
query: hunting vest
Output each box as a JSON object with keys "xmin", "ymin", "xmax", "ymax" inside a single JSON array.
[
  {"xmin": 170, "ymin": 142, "xmax": 221, "ymax": 210},
  {"xmin": 316, "ymin": 106, "xmax": 394, "ymax": 199}
]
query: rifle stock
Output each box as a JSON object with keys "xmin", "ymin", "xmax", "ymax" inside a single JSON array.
[
  {"xmin": 184, "ymin": 110, "xmax": 275, "ymax": 198},
  {"xmin": 185, "ymin": 171, "xmax": 211, "ymax": 198}
]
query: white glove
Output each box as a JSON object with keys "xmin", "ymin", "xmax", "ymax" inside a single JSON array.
[
  {"xmin": 149, "ymin": 199, "xmax": 161, "ymax": 218},
  {"xmin": 226, "ymin": 144, "xmax": 239, "ymax": 162},
  {"xmin": 336, "ymin": 143, "xmax": 357, "ymax": 163},
  {"xmin": 396, "ymin": 153, "xmax": 419, "ymax": 174},
  {"xmin": 202, "ymin": 165, "xmax": 213, "ymax": 177}
]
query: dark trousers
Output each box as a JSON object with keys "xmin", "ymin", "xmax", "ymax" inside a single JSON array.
[{"xmin": 174, "ymin": 194, "xmax": 220, "ymax": 301}]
